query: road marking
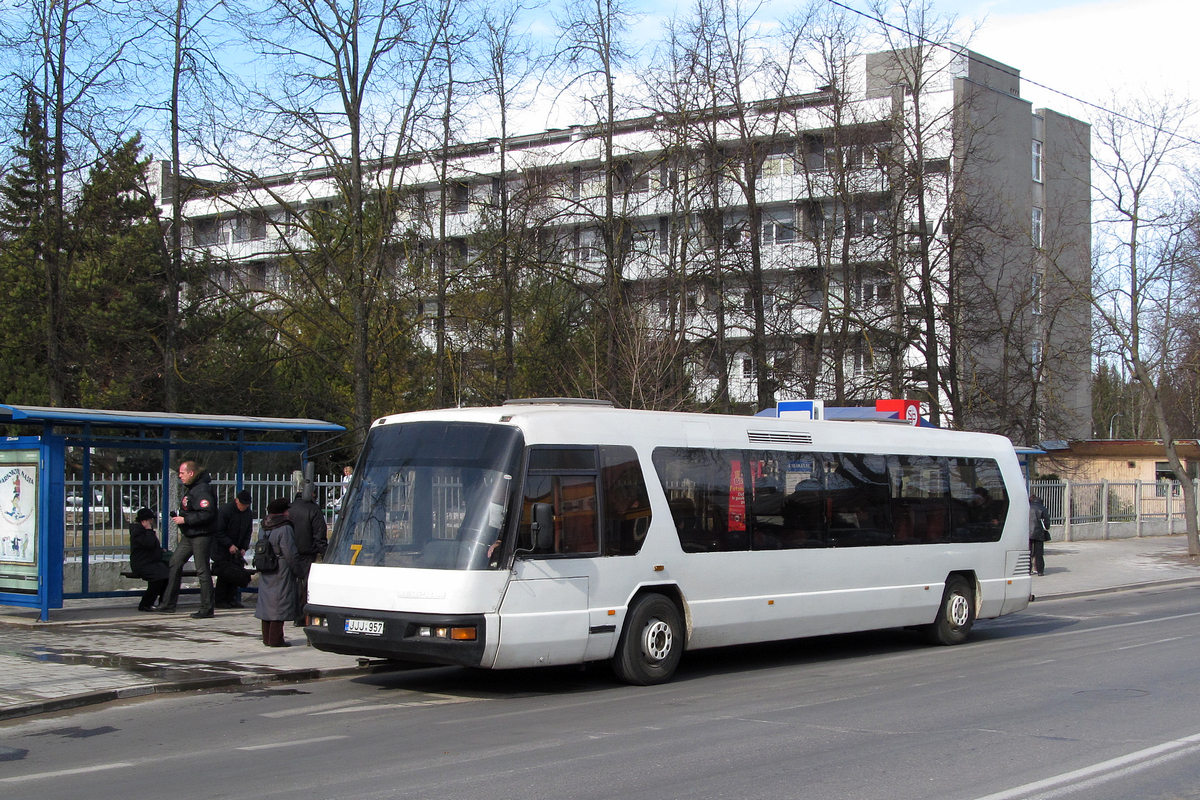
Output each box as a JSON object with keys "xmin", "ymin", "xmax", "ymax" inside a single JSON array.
[
  {"xmin": 1114, "ymin": 636, "xmax": 1185, "ymax": 651},
  {"xmin": 0, "ymin": 762, "xmax": 134, "ymax": 784},
  {"xmin": 260, "ymin": 700, "xmax": 368, "ymax": 718},
  {"xmin": 971, "ymin": 731, "xmax": 1200, "ymax": 800},
  {"xmin": 236, "ymin": 735, "xmax": 348, "ymax": 751},
  {"xmin": 312, "ymin": 697, "xmax": 474, "ymax": 715}
]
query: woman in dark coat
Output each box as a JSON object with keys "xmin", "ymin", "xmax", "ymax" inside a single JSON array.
[
  {"xmin": 129, "ymin": 508, "xmax": 168, "ymax": 611},
  {"xmin": 255, "ymin": 497, "xmax": 299, "ymax": 647}
]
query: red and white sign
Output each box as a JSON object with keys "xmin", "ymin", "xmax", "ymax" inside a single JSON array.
[{"xmin": 876, "ymin": 399, "xmax": 921, "ymax": 426}]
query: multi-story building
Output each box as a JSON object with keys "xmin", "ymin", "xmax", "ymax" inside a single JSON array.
[{"xmin": 149, "ymin": 45, "xmax": 1092, "ymax": 441}]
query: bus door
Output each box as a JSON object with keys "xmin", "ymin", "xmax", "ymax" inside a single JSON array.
[{"xmin": 494, "ymin": 448, "xmax": 601, "ymax": 669}]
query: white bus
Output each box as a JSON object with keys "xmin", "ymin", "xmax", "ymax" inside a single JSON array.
[{"xmin": 305, "ymin": 400, "xmax": 1032, "ymax": 684}]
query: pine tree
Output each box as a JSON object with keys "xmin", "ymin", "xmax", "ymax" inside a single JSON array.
[
  {"xmin": 70, "ymin": 136, "xmax": 170, "ymax": 409},
  {"xmin": 0, "ymin": 86, "xmax": 53, "ymax": 402}
]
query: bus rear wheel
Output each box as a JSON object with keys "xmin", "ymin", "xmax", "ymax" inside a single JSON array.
[
  {"xmin": 613, "ymin": 594, "xmax": 683, "ymax": 685},
  {"xmin": 925, "ymin": 575, "xmax": 975, "ymax": 645}
]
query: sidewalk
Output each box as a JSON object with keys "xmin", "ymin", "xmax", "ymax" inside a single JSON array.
[{"xmin": 2, "ymin": 535, "xmax": 1198, "ymax": 721}]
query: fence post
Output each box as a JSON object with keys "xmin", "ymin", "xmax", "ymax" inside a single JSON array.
[
  {"xmin": 1063, "ymin": 479, "xmax": 1072, "ymax": 542},
  {"xmin": 1135, "ymin": 479, "xmax": 1143, "ymax": 538},
  {"xmin": 1167, "ymin": 483, "xmax": 1175, "ymax": 534},
  {"xmin": 1100, "ymin": 479, "xmax": 1109, "ymax": 539}
]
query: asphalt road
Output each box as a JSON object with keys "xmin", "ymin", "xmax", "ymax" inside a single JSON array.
[{"xmin": 2, "ymin": 584, "xmax": 1198, "ymax": 800}]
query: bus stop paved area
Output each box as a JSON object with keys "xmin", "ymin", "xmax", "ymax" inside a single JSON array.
[{"xmin": 1, "ymin": 535, "xmax": 1198, "ymax": 721}]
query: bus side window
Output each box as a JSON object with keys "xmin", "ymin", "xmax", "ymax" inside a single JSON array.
[
  {"xmin": 600, "ymin": 446, "xmax": 651, "ymax": 556},
  {"xmin": 826, "ymin": 454, "xmax": 892, "ymax": 547},
  {"xmin": 518, "ymin": 447, "xmax": 601, "ymax": 557},
  {"xmin": 891, "ymin": 455, "xmax": 950, "ymax": 545},
  {"xmin": 948, "ymin": 458, "xmax": 1007, "ymax": 542}
]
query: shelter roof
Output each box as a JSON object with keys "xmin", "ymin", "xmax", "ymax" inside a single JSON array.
[{"xmin": 0, "ymin": 404, "xmax": 344, "ymax": 433}]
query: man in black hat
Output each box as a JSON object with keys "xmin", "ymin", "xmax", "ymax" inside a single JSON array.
[{"xmin": 213, "ymin": 489, "xmax": 255, "ymax": 608}]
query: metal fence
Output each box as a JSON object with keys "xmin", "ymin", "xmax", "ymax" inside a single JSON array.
[
  {"xmin": 1030, "ymin": 478, "xmax": 1199, "ymax": 539},
  {"xmin": 64, "ymin": 472, "xmax": 345, "ymax": 556}
]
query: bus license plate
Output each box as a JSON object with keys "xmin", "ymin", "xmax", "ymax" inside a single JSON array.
[{"xmin": 345, "ymin": 618, "xmax": 384, "ymax": 636}]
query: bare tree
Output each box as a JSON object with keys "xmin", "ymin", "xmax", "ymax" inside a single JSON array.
[
  {"xmin": 204, "ymin": 0, "xmax": 453, "ymax": 438},
  {"xmin": 1086, "ymin": 94, "xmax": 1200, "ymax": 556},
  {"xmin": 134, "ymin": 0, "xmax": 232, "ymax": 410},
  {"xmin": 554, "ymin": 0, "xmax": 638, "ymax": 399}
]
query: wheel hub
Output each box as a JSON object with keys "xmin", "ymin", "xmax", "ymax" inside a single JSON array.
[
  {"xmin": 642, "ymin": 618, "xmax": 673, "ymax": 662},
  {"xmin": 948, "ymin": 593, "xmax": 970, "ymax": 627}
]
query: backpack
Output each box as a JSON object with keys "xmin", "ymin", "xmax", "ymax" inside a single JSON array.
[{"xmin": 252, "ymin": 534, "xmax": 279, "ymax": 573}]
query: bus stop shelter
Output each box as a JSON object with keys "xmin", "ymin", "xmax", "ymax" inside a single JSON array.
[{"xmin": 0, "ymin": 404, "xmax": 345, "ymax": 621}]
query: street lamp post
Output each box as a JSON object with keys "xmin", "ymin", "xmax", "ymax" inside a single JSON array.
[{"xmin": 1109, "ymin": 412, "xmax": 1124, "ymax": 440}]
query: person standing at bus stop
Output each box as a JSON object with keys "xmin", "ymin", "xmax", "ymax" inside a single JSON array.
[
  {"xmin": 288, "ymin": 471, "xmax": 327, "ymax": 627},
  {"xmin": 1029, "ymin": 494, "xmax": 1051, "ymax": 576},
  {"xmin": 213, "ymin": 489, "xmax": 254, "ymax": 608},
  {"xmin": 256, "ymin": 497, "xmax": 299, "ymax": 647},
  {"xmin": 157, "ymin": 460, "xmax": 219, "ymax": 618}
]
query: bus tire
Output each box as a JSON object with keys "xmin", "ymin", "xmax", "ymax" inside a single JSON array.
[
  {"xmin": 925, "ymin": 576, "xmax": 974, "ymax": 646},
  {"xmin": 613, "ymin": 594, "xmax": 683, "ymax": 685}
]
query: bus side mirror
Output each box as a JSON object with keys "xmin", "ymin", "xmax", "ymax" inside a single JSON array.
[{"xmin": 531, "ymin": 503, "xmax": 555, "ymax": 551}]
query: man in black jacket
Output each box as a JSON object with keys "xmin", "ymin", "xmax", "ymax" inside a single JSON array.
[
  {"xmin": 213, "ymin": 489, "xmax": 254, "ymax": 608},
  {"xmin": 288, "ymin": 471, "xmax": 328, "ymax": 626},
  {"xmin": 158, "ymin": 460, "xmax": 220, "ymax": 618}
]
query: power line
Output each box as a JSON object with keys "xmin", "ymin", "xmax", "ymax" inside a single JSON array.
[{"xmin": 823, "ymin": 0, "xmax": 1200, "ymax": 148}]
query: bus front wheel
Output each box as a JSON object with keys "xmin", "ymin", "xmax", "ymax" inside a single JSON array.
[
  {"xmin": 613, "ymin": 594, "xmax": 683, "ymax": 685},
  {"xmin": 925, "ymin": 576, "xmax": 975, "ymax": 645}
]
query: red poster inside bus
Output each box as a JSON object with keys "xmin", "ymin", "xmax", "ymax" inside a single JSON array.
[{"xmin": 728, "ymin": 460, "xmax": 746, "ymax": 532}]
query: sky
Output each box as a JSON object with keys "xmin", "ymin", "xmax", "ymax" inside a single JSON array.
[
  {"xmin": 611, "ymin": 0, "xmax": 1199, "ymax": 131},
  {"xmin": 946, "ymin": 0, "xmax": 1198, "ymax": 122}
]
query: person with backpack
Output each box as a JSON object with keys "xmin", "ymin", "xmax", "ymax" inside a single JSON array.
[
  {"xmin": 254, "ymin": 497, "xmax": 299, "ymax": 647},
  {"xmin": 1029, "ymin": 494, "xmax": 1052, "ymax": 576}
]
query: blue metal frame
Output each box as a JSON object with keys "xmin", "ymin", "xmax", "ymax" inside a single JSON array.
[
  {"xmin": 0, "ymin": 435, "xmax": 64, "ymax": 620},
  {"xmin": 0, "ymin": 405, "xmax": 344, "ymax": 620}
]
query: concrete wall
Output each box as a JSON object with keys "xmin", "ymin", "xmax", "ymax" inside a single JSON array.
[{"xmin": 1053, "ymin": 518, "xmax": 1192, "ymax": 542}]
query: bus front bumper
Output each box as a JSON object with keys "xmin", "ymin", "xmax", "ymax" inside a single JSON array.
[{"xmin": 304, "ymin": 604, "xmax": 488, "ymax": 667}]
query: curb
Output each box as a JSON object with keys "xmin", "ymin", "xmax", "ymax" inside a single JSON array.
[
  {"xmin": 1031, "ymin": 575, "xmax": 1200, "ymax": 602},
  {"xmin": 0, "ymin": 661, "xmax": 400, "ymax": 723}
]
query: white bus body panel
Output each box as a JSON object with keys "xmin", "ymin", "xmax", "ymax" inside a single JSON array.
[
  {"xmin": 493, "ymin": 559, "xmax": 590, "ymax": 668},
  {"xmin": 308, "ymin": 563, "xmax": 510, "ymax": 665}
]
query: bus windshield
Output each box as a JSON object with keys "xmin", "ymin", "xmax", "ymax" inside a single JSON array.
[{"xmin": 326, "ymin": 421, "xmax": 523, "ymax": 570}]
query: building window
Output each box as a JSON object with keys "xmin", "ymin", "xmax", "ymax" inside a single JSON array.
[
  {"xmin": 233, "ymin": 213, "xmax": 267, "ymax": 242},
  {"xmin": 1031, "ymin": 207, "xmax": 1043, "ymax": 248},
  {"xmin": 576, "ymin": 168, "xmax": 605, "ymax": 200},
  {"xmin": 1031, "ymin": 272, "xmax": 1043, "ymax": 315},
  {"xmin": 449, "ymin": 182, "xmax": 470, "ymax": 214},
  {"xmin": 861, "ymin": 281, "xmax": 892, "ymax": 305},
  {"xmin": 192, "ymin": 217, "xmax": 222, "ymax": 246},
  {"xmin": 1155, "ymin": 462, "xmax": 1182, "ymax": 497},
  {"xmin": 761, "ymin": 151, "xmax": 796, "ymax": 178},
  {"xmin": 1032, "ymin": 140, "xmax": 1043, "ymax": 183},
  {"xmin": 1031, "ymin": 338, "xmax": 1042, "ymax": 368},
  {"xmin": 854, "ymin": 342, "xmax": 877, "ymax": 376},
  {"xmin": 743, "ymin": 291, "xmax": 774, "ymax": 314},
  {"xmin": 760, "ymin": 207, "xmax": 796, "ymax": 245},
  {"xmin": 742, "ymin": 356, "xmax": 755, "ymax": 380}
]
